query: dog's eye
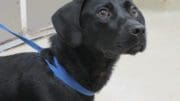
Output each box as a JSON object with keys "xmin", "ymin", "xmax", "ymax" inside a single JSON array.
[
  {"xmin": 96, "ymin": 7, "xmax": 111, "ymax": 20},
  {"xmin": 124, "ymin": 1, "xmax": 139, "ymax": 18},
  {"xmin": 129, "ymin": 6, "xmax": 139, "ymax": 18}
]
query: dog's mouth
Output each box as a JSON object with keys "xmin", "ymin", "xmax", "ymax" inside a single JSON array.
[
  {"xmin": 100, "ymin": 44, "xmax": 145, "ymax": 58},
  {"xmin": 123, "ymin": 34, "xmax": 146, "ymax": 55},
  {"xmin": 125, "ymin": 44, "xmax": 145, "ymax": 55},
  {"xmin": 123, "ymin": 36, "xmax": 146, "ymax": 55},
  {"xmin": 98, "ymin": 37, "xmax": 146, "ymax": 58}
]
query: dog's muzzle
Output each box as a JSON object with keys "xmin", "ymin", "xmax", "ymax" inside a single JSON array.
[{"xmin": 125, "ymin": 20, "xmax": 146, "ymax": 54}]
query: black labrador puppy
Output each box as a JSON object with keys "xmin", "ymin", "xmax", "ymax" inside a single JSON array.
[{"xmin": 0, "ymin": 0, "xmax": 146, "ymax": 101}]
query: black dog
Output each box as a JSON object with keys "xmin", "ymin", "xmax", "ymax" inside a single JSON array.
[{"xmin": 0, "ymin": 0, "xmax": 146, "ymax": 101}]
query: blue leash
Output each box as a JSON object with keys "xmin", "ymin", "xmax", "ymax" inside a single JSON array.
[
  {"xmin": 0, "ymin": 24, "xmax": 43, "ymax": 52},
  {"xmin": 0, "ymin": 24, "xmax": 95, "ymax": 96}
]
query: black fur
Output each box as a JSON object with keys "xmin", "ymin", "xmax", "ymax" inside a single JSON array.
[{"xmin": 0, "ymin": 0, "xmax": 146, "ymax": 101}]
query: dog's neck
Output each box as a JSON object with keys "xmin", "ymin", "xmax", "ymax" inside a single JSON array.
[{"xmin": 50, "ymin": 35, "xmax": 119, "ymax": 92}]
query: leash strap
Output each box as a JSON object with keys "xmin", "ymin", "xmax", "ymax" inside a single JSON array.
[
  {"xmin": 0, "ymin": 24, "xmax": 43, "ymax": 52},
  {"xmin": 0, "ymin": 24, "xmax": 95, "ymax": 96},
  {"xmin": 45, "ymin": 57, "xmax": 95, "ymax": 96}
]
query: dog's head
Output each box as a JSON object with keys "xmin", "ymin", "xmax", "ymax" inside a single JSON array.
[{"xmin": 52, "ymin": 0, "xmax": 146, "ymax": 58}]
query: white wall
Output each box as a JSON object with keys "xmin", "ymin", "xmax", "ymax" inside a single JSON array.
[
  {"xmin": 0, "ymin": 0, "xmax": 71, "ymax": 44},
  {"xmin": 27, "ymin": 0, "xmax": 70, "ymax": 33},
  {"xmin": 0, "ymin": 0, "xmax": 21, "ymax": 43},
  {"xmin": 135, "ymin": 0, "xmax": 180, "ymax": 11},
  {"xmin": 0, "ymin": 0, "xmax": 179, "ymax": 44}
]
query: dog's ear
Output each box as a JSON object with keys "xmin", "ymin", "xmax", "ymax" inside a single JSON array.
[{"xmin": 52, "ymin": 0, "xmax": 85, "ymax": 47}]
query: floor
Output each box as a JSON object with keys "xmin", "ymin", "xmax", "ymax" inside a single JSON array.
[{"xmin": 0, "ymin": 10, "xmax": 180, "ymax": 101}]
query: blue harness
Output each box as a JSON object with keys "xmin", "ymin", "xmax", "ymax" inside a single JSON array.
[{"xmin": 0, "ymin": 24, "xmax": 95, "ymax": 96}]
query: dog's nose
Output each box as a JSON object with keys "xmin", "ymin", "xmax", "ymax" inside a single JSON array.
[{"xmin": 130, "ymin": 25, "xmax": 145, "ymax": 36}]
